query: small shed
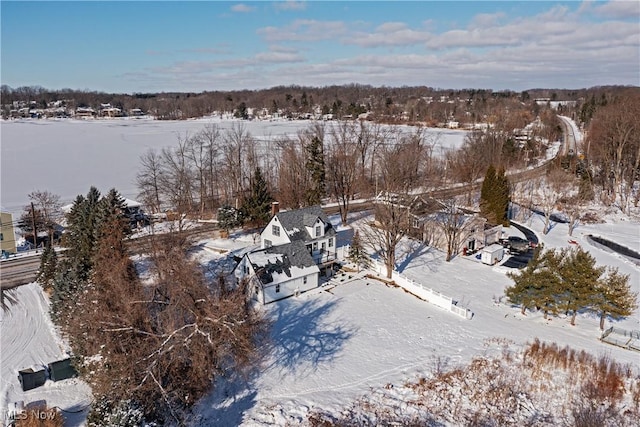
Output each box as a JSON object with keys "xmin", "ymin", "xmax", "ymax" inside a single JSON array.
[
  {"xmin": 48, "ymin": 358, "xmax": 77, "ymax": 382},
  {"xmin": 18, "ymin": 368, "xmax": 46, "ymax": 391},
  {"xmin": 481, "ymin": 244, "xmax": 504, "ymax": 265}
]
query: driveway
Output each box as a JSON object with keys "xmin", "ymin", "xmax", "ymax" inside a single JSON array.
[{"xmin": 501, "ymin": 221, "xmax": 538, "ymax": 269}]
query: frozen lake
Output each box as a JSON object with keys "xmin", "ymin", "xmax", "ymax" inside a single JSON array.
[{"xmin": 0, "ymin": 118, "xmax": 467, "ymax": 214}]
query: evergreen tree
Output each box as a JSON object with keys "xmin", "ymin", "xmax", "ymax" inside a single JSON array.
[
  {"xmin": 241, "ymin": 167, "xmax": 273, "ymax": 227},
  {"xmin": 347, "ymin": 230, "xmax": 370, "ymax": 272},
  {"xmin": 234, "ymin": 102, "xmax": 248, "ymax": 119},
  {"xmin": 96, "ymin": 188, "xmax": 130, "ymax": 239},
  {"xmin": 506, "ymin": 246, "xmax": 544, "ymax": 315},
  {"xmin": 506, "ymin": 247, "xmax": 561, "ymax": 318},
  {"xmin": 480, "ymin": 164, "xmax": 497, "ymax": 223},
  {"xmin": 217, "ymin": 205, "xmax": 242, "ymax": 233},
  {"xmin": 64, "ymin": 190, "xmax": 98, "ymax": 281},
  {"xmin": 36, "ymin": 244, "xmax": 58, "ymax": 291},
  {"xmin": 592, "ymin": 268, "xmax": 638, "ymax": 330},
  {"xmin": 494, "ymin": 167, "xmax": 510, "ymax": 226},
  {"xmin": 304, "ymin": 135, "xmax": 325, "ymax": 206},
  {"xmin": 557, "ymin": 247, "xmax": 604, "ymax": 326}
]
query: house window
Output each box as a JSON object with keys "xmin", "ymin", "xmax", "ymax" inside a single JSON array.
[
  {"xmin": 264, "ymin": 239, "xmax": 272, "ymax": 248},
  {"xmin": 272, "ymin": 225, "xmax": 280, "ymax": 236},
  {"xmin": 315, "ymin": 225, "xmax": 321, "ymax": 237},
  {"xmin": 328, "ymin": 238, "xmax": 333, "ymax": 248},
  {"xmin": 0, "ymin": 233, "xmax": 3, "ymax": 241},
  {"xmin": 275, "ymin": 284, "xmax": 280, "ymax": 293},
  {"xmin": 303, "ymin": 276, "xmax": 307, "ymax": 284},
  {"xmin": 313, "ymin": 242, "xmax": 318, "ymax": 251},
  {"xmin": 321, "ymin": 242, "xmax": 326, "ymax": 252}
]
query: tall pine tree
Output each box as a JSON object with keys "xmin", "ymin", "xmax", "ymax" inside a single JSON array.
[
  {"xmin": 557, "ymin": 247, "xmax": 604, "ymax": 326},
  {"xmin": 480, "ymin": 165, "xmax": 497, "ymax": 223},
  {"xmin": 592, "ymin": 267, "xmax": 638, "ymax": 330},
  {"xmin": 241, "ymin": 167, "xmax": 273, "ymax": 227},
  {"xmin": 480, "ymin": 164, "xmax": 510, "ymax": 226},
  {"xmin": 304, "ymin": 135, "xmax": 325, "ymax": 206}
]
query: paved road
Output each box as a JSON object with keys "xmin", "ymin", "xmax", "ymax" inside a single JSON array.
[{"xmin": 557, "ymin": 115, "xmax": 578, "ymax": 156}]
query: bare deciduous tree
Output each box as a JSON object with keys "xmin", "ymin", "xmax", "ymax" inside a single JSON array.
[{"xmin": 326, "ymin": 122, "xmax": 359, "ymax": 225}]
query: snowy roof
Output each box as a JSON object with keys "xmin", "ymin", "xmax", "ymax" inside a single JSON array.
[
  {"xmin": 247, "ymin": 241, "xmax": 319, "ymax": 285},
  {"xmin": 275, "ymin": 205, "xmax": 336, "ymax": 242}
]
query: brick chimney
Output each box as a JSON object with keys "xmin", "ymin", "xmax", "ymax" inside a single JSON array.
[{"xmin": 271, "ymin": 201, "xmax": 280, "ymax": 217}]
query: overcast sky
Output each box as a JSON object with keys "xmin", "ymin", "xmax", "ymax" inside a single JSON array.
[{"xmin": 1, "ymin": 1, "xmax": 638, "ymax": 93}]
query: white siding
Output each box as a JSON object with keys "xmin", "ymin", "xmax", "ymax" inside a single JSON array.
[
  {"xmin": 261, "ymin": 217, "xmax": 291, "ymax": 248},
  {"xmin": 262, "ymin": 274, "xmax": 319, "ymax": 304}
]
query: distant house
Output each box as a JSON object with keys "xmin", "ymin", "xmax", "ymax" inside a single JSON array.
[
  {"xmin": 376, "ymin": 194, "xmax": 501, "ymax": 257},
  {"xmin": 0, "ymin": 211, "xmax": 17, "ymax": 256},
  {"xmin": 75, "ymin": 107, "xmax": 96, "ymax": 117},
  {"xmin": 129, "ymin": 108, "xmax": 145, "ymax": 117},
  {"xmin": 234, "ymin": 204, "xmax": 338, "ymax": 304},
  {"xmin": 100, "ymin": 107, "xmax": 122, "ymax": 117}
]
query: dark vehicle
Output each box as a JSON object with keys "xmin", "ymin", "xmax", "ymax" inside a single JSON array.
[{"xmin": 502, "ymin": 236, "xmax": 531, "ymax": 253}]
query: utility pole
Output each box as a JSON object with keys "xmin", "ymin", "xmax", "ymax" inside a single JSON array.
[{"xmin": 31, "ymin": 202, "xmax": 38, "ymax": 252}]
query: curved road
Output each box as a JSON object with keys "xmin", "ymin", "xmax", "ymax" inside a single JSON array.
[{"xmin": 557, "ymin": 115, "xmax": 580, "ymax": 156}]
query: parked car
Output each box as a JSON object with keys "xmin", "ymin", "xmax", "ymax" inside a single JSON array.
[{"xmin": 502, "ymin": 236, "xmax": 531, "ymax": 253}]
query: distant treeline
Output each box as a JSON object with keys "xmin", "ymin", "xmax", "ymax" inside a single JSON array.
[{"xmin": 1, "ymin": 83, "xmax": 637, "ymax": 125}]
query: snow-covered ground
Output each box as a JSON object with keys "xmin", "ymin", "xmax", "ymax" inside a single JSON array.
[
  {"xmin": 2, "ymin": 209, "xmax": 637, "ymax": 425},
  {"xmin": 0, "ymin": 118, "xmax": 467, "ymax": 215},
  {"xmin": 185, "ymin": 211, "xmax": 639, "ymax": 425},
  {"xmin": 0, "ymin": 283, "xmax": 92, "ymax": 426},
  {"xmin": 2, "ymin": 116, "xmax": 637, "ymax": 425}
]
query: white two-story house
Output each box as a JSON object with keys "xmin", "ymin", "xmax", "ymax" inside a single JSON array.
[{"xmin": 234, "ymin": 204, "xmax": 338, "ymax": 304}]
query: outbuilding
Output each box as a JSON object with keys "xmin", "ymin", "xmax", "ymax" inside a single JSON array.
[{"xmin": 481, "ymin": 244, "xmax": 505, "ymax": 265}]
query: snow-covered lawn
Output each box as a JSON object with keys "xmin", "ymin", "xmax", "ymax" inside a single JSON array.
[
  {"xmin": 2, "ymin": 209, "xmax": 637, "ymax": 426},
  {"xmin": 187, "ymin": 212, "xmax": 639, "ymax": 425},
  {"xmin": 0, "ymin": 283, "xmax": 92, "ymax": 426}
]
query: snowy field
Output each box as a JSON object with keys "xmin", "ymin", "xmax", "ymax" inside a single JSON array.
[
  {"xmin": 186, "ymin": 212, "xmax": 640, "ymax": 425},
  {"xmin": 0, "ymin": 283, "xmax": 92, "ymax": 426},
  {"xmin": 0, "ymin": 118, "xmax": 467, "ymax": 215},
  {"xmin": 1, "ymin": 210, "xmax": 638, "ymax": 425}
]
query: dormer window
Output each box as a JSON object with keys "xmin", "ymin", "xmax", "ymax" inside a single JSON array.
[
  {"xmin": 273, "ymin": 225, "xmax": 280, "ymax": 236},
  {"xmin": 315, "ymin": 225, "xmax": 321, "ymax": 237}
]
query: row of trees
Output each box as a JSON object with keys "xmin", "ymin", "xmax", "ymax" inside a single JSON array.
[
  {"xmin": 586, "ymin": 90, "xmax": 640, "ymax": 213},
  {"xmin": 4, "ymin": 83, "xmax": 617, "ymax": 124},
  {"xmin": 45, "ymin": 187, "xmax": 267, "ymax": 424},
  {"xmin": 505, "ymin": 246, "xmax": 637, "ymax": 329},
  {"xmin": 135, "ymin": 121, "xmax": 445, "ymax": 227}
]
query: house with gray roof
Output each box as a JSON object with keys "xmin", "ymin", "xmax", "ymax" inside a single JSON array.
[{"xmin": 234, "ymin": 204, "xmax": 338, "ymax": 303}]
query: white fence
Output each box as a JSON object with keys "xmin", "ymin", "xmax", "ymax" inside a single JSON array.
[
  {"xmin": 371, "ymin": 260, "xmax": 472, "ymax": 320},
  {"xmin": 601, "ymin": 327, "xmax": 640, "ymax": 352}
]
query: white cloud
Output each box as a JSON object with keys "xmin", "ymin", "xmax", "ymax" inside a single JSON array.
[
  {"xmin": 254, "ymin": 51, "xmax": 305, "ymax": 63},
  {"xmin": 273, "ymin": 1, "xmax": 307, "ymax": 11},
  {"xmin": 257, "ymin": 19, "xmax": 348, "ymax": 42},
  {"xmin": 592, "ymin": 0, "xmax": 640, "ymax": 19},
  {"xmin": 468, "ymin": 12, "xmax": 506, "ymax": 29},
  {"xmin": 128, "ymin": 2, "xmax": 639, "ymax": 92},
  {"xmin": 231, "ymin": 3, "xmax": 256, "ymax": 13}
]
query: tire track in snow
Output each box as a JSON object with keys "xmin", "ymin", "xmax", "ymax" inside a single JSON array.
[{"xmin": 0, "ymin": 283, "xmax": 66, "ymax": 409}]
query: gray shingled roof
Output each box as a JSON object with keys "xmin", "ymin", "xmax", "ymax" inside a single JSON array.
[
  {"xmin": 250, "ymin": 240, "xmax": 318, "ymax": 284},
  {"xmin": 276, "ymin": 205, "xmax": 336, "ymax": 242}
]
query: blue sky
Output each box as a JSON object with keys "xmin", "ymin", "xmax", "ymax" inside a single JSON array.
[{"xmin": 1, "ymin": 1, "xmax": 638, "ymax": 93}]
